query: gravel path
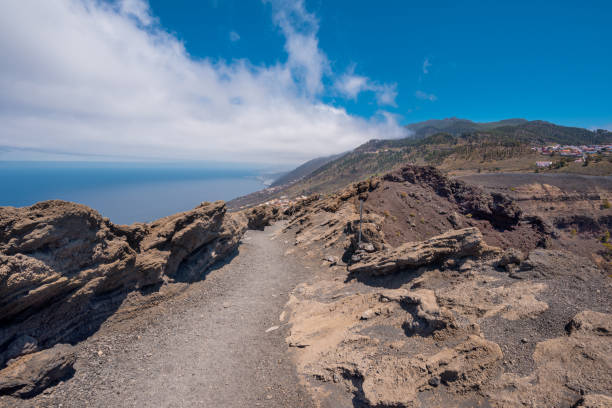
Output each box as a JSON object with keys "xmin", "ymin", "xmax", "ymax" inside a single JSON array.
[{"xmin": 3, "ymin": 223, "xmax": 315, "ymax": 408}]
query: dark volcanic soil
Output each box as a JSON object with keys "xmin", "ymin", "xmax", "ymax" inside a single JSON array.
[{"xmin": 0, "ymin": 223, "xmax": 316, "ymax": 408}]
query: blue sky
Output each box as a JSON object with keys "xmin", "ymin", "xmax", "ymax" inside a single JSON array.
[
  {"xmin": 0, "ymin": 0, "xmax": 610, "ymax": 164},
  {"xmin": 149, "ymin": 0, "xmax": 612, "ymax": 129}
]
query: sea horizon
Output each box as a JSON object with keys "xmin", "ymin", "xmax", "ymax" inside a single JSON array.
[{"xmin": 0, "ymin": 161, "xmax": 269, "ymax": 225}]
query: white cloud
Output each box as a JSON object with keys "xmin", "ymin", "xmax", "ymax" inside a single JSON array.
[
  {"xmin": 229, "ymin": 30, "xmax": 240, "ymax": 42},
  {"xmin": 375, "ymin": 84, "xmax": 398, "ymax": 106},
  {"xmin": 334, "ymin": 66, "xmax": 397, "ymax": 106},
  {"xmin": 335, "ymin": 73, "xmax": 369, "ymax": 99},
  {"xmin": 0, "ymin": 0, "xmax": 407, "ymax": 164},
  {"xmin": 415, "ymin": 90, "xmax": 437, "ymax": 102},
  {"xmin": 265, "ymin": 0, "xmax": 327, "ymax": 97},
  {"xmin": 422, "ymin": 57, "xmax": 431, "ymax": 74}
]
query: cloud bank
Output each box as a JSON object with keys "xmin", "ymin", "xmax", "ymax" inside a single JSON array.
[{"xmin": 0, "ymin": 0, "xmax": 406, "ymax": 164}]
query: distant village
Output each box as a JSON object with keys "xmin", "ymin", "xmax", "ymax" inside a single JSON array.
[
  {"xmin": 533, "ymin": 144, "xmax": 612, "ymax": 167},
  {"xmin": 262, "ymin": 194, "xmax": 309, "ymax": 209}
]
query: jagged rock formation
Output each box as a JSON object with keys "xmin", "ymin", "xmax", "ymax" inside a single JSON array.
[
  {"xmin": 281, "ymin": 166, "xmax": 611, "ymax": 407},
  {"xmin": 348, "ymin": 227, "xmax": 500, "ymax": 276},
  {"xmin": 0, "ymin": 199, "xmax": 275, "ymax": 397},
  {"xmin": 281, "ymin": 164, "xmax": 548, "ymax": 265}
]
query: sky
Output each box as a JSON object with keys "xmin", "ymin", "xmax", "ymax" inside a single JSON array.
[{"xmin": 0, "ymin": 0, "xmax": 610, "ymax": 165}]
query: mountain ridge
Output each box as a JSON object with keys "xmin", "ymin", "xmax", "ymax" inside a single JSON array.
[{"xmin": 228, "ymin": 118, "xmax": 612, "ymax": 210}]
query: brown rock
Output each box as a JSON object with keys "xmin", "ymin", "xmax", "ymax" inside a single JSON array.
[
  {"xmin": 496, "ymin": 248, "xmax": 525, "ymax": 269},
  {"xmin": 0, "ymin": 344, "xmax": 76, "ymax": 398},
  {"xmin": 348, "ymin": 227, "xmax": 500, "ymax": 276}
]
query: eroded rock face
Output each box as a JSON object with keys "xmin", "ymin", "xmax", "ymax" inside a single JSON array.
[
  {"xmin": 0, "ymin": 199, "xmax": 250, "ymax": 384},
  {"xmin": 348, "ymin": 227, "xmax": 500, "ymax": 276}
]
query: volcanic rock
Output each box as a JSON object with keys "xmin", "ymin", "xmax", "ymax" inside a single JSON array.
[
  {"xmin": 0, "ymin": 344, "xmax": 76, "ymax": 398},
  {"xmin": 348, "ymin": 227, "xmax": 500, "ymax": 276},
  {"xmin": 0, "ymin": 199, "xmax": 250, "ymax": 377}
]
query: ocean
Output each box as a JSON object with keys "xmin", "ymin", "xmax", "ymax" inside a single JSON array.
[{"xmin": 0, "ymin": 162, "xmax": 266, "ymax": 224}]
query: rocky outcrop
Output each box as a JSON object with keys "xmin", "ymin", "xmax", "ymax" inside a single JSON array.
[
  {"xmin": 348, "ymin": 227, "xmax": 500, "ymax": 276},
  {"xmin": 239, "ymin": 204, "xmax": 280, "ymax": 230},
  {"xmin": 0, "ymin": 199, "xmax": 252, "ymax": 395}
]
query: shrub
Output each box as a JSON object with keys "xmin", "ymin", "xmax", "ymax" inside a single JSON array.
[
  {"xmin": 570, "ymin": 228, "xmax": 577, "ymax": 237},
  {"xmin": 602, "ymin": 199, "xmax": 611, "ymax": 209},
  {"xmin": 602, "ymin": 230, "xmax": 610, "ymax": 243},
  {"xmin": 409, "ymin": 212, "xmax": 415, "ymax": 217},
  {"xmin": 400, "ymin": 192, "xmax": 407, "ymax": 198},
  {"xmin": 383, "ymin": 210, "xmax": 390, "ymax": 217},
  {"xmin": 466, "ymin": 213, "xmax": 473, "ymax": 218}
]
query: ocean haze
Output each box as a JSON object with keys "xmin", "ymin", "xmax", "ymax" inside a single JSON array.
[{"xmin": 0, "ymin": 162, "xmax": 265, "ymax": 224}]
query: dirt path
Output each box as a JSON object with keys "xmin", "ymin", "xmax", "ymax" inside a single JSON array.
[{"xmin": 4, "ymin": 222, "xmax": 315, "ymax": 408}]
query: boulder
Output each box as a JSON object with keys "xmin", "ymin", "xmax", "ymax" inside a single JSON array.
[
  {"xmin": 0, "ymin": 344, "xmax": 76, "ymax": 398},
  {"xmin": 348, "ymin": 227, "xmax": 500, "ymax": 276},
  {"xmin": 496, "ymin": 248, "xmax": 525, "ymax": 270}
]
